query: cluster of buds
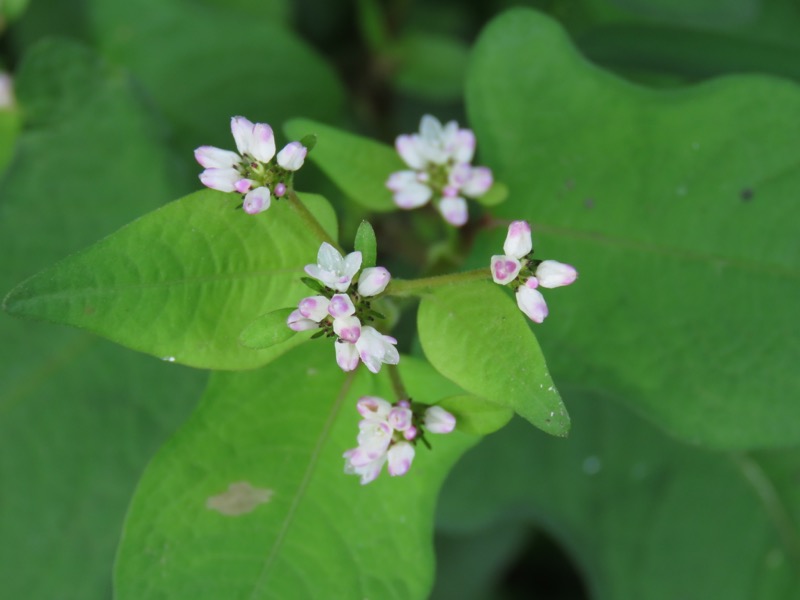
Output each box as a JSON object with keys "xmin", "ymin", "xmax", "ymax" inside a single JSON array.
[
  {"xmin": 386, "ymin": 115, "xmax": 493, "ymax": 227},
  {"xmin": 287, "ymin": 242, "xmax": 399, "ymax": 373},
  {"xmin": 343, "ymin": 396, "xmax": 456, "ymax": 485},
  {"xmin": 491, "ymin": 220, "xmax": 577, "ymax": 323},
  {"xmin": 194, "ymin": 116, "xmax": 307, "ymax": 215}
]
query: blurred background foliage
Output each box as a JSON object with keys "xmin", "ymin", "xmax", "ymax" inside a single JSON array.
[{"xmin": 1, "ymin": 0, "xmax": 799, "ymax": 598}]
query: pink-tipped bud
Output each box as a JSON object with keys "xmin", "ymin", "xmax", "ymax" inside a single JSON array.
[
  {"xmin": 328, "ymin": 294, "xmax": 355, "ymax": 318},
  {"xmin": 231, "ymin": 116, "xmax": 255, "ymax": 156},
  {"xmin": 274, "ymin": 183, "xmax": 287, "ymax": 197},
  {"xmin": 438, "ymin": 197, "xmax": 468, "ymax": 227},
  {"xmin": 335, "ymin": 341, "xmax": 360, "ymax": 372},
  {"xmin": 503, "ymin": 220, "xmax": 532, "ymax": 258},
  {"xmin": 234, "ymin": 178, "xmax": 254, "ymax": 194},
  {"xmin": 423, "ymin": 406, "xmax": 456, "ymax": 434},
  {"xmin": 250, "ymin": 122, "xmax": 276, "ymax": 163},
  {"xmin": 333, "ymin": 315, "xmax": 361, "ymax": 343},
  {"xmin": 357, "ymin": 267, "xmax": 391, "ymax": 297},
  {"xmin": 490, "ymin": 255, "xmax": 522, "ymax": 285},
  {"xmin": 403, "ymin": 425, "xmax": 418, "ymax": 441},
  {"xmin": 194, "ymin": 146, "xmax": 240, "ymax": 169},
  {"xmin": 397, "ymin": 399, "xmax": 411, "ymax": 408},
  {"xmin": 199, "ymin": 168, "xmax": 240, "ymax": 193},
  {"xmin": 387, "ymin": 442, "xmax": 415, "ymax": 476},
  {"xmin": 298, "ymin": 295, "xmax": 330, "ymax": 321},
  {"xmin": 243, "ymin": 186, "xmax": 271, "ymax": 214},
  {"xmin": 535, "ymin": 260, "xmax": 578, "ymax": 288},
  {"xmin": 387, "ymin": 407, "xmax": 413, "ymax": 431},
  {"xmin": 277, "ymin": 141, "xmax": 307, "ymax": 171},
  {"xmin": 516, "ymin": 282, "xmax": 548, "ymax": 323},
  {"xmin": 287, "ymin": 309, "xmax": 317, "ymax": 332}
]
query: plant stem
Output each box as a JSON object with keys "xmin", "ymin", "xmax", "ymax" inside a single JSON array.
[
  {"xmin": 286, "ymin": 189, "xmax": 343, "ymax": 253},
  {"xmin": 387, "ymin": 364, "xmax": 409, "ymax": 402},
  {"xmin": 387, "ymin": 268, "xmax": 491, "ymax": 297}
]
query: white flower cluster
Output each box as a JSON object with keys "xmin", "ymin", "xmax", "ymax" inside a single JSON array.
[
  {"xmin": 195, "ymin": 116, "xmax": 307, "ymax": 215},
  {"xmin": 491, "ymin": 220, "xmax": 577, "ymax": 323},
  {"xmin": 288, "ymin": 242, "xmax": 399, "ymax": 373},
  {"xmin": 343, "ymin": 396, "xmax": 456, "ymax": 485},
  {"xmin": 386, "ymin": 115, "xmax": 493, "ymax": 227}
]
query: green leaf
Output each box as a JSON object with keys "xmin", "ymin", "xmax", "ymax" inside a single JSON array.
[
  {"xmin": 437, "ymin": 394, "xmax": 514, "ymax": 436},
  {"xmin": 475, "ymin": 180, "xmax": 508, "ymax": 206},
  {"xmin": 437, "ymin": 390, "xmax": 800, "ymax": 599},
  {"xmin": 418, "ymin": 281, "xmax": 569, "ymax": 436},
  {"xmin": 4, "ymin": 191, "xmax": 339, "ymax": 370},
  {"xmin": 466, "ymin": 9, "xmax": 800, "ymax": 448},
  {"xmin": 284, "ymin": 118, "xmax": 404, "ymax": 212},
  {"xmin": 87, "ymin": 0, "xmax": 344, "ymax": 155},
  {"xmin": 354, "ymin": 220, "xmax": 377, "ymax": 268},
  {"xmin": 0, "ymin": 107, "xmax": 19, "ymax": 177},
  {"xmin": 115, "ymin": 348, "xmax": 485, "ymax": 599},
  {"xmin": 389, "ymin": 32, "xmax": 470, "ymax": 102},
  {"xmin": 0, "ymin": 39, "xmax": 207, "ymax": 599},
  {"xmin": 239, "ymin": 308, "xmax": 298, "ymax": 350}
]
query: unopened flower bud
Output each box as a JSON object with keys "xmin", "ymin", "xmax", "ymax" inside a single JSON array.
[
  {"xmin": 387, "ymin": 442, "xmax": 415, "ymax": 476},
  {"xmin": 277, "ymin": 141, "xmax": 307, "ymax": 171},
  {"xmin": 516, "ymin": 280, "xmax": 548, "ymax": 323},
  {"xmin": 298, "ymin": 296, "xmax": 330, "ymax": 321},
  {"xmin": 424, "ymin": 406, "xmax": 456, "ymax": 434},
  {"xmin": 274, "ymin": 182, "xmax": 287, "ymax": 197},
  {"xmin": 388, "ymin": 407, "xmax": 413, "ymax": 431},
  {"xmin": 328, "ymin": 294, "xmax": 356, "ymax": 318},
  {"xmin": 287, "ymin": 309, "xmax": 317, "ymax": 332},
  {"xmin": 357, "ymin": 267, "xmax": 391, "ymax": 297},
  {"xmin": 535, "ymin": 260, "xmax": 578, "ymax": 288},
  {"xmin": 490, "ymin": 255, "xmax": 522, "ymax": 285},
  {"xmin": 243, "ymin": 186, "xmax": 271, "ymax": 214},
  {"xmin": 503, "ymin": 220, "xmax": 532, "ymax": 258},
  {"xmin": 333, "ymin": 315, "xmax": 361, "ymax": 343}
]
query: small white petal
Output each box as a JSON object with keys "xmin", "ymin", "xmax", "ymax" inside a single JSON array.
[
  {"xmin": 386, "ymin": 170, "xmax": 418, "ymax": 192},
  {"xmin": 387, "ymin": 442, "xmax": 415, "ymax": 476},
  {"xmin": 536, "ymin": 260, "xmax": 578, "ymax": 288},
  {"xmin": 231, "ymin": 116, "xmax": 255, "ymax": 156},
  {"xmin": 357, "ymin": 267, "xmax": 391, "ymax": 297},
  {"xmin": 355, "ymin": 326, "xmax": 399, "ymax": 374},
  {"xmin": 396, "ymin": 135, "xmax": 426, "ymax": 170},
  {"xmin": 286, "ymin": 309, "xmax": 317, "ymax": 331},
  {"xmin": 199, "ymin": 168, "xmax": 240, "ymax": 193},
  {"xmin": 490, "ymin": 255, "xmax": 522, "ymax": 285},
  {"xmin": 419, "ymin": 115, "xmax": 443, "ymax": 144},
  {"xmin": 452, "ymin": 128, "xmax": 476, "ymax": 163},
  {"xmin": 438, "ymin": 197, "xmax": 468, "ymax": 227},
  {"xmin": 394, "ymin": 182, "xmax": 433, "ymax": 209},
  {"xmin": 387, "ymin": 407, "xmax": 413, "ymax": 432},
  {"xmin": 277, "ymin": 141, "xmax": 307, "ymax": 171},
  {"xmin": 503, "ymin": 220, "xmax": 532, "ymax": 258},
  {"xmin": 461, "ymin": 166, "xmax": 493, "ymax": 198},
  {"xmin": 317, "ymin": 242, "xmax": 344, "ymax": 272},
  {"xmin": 243, "ymin": 186, "xmax": 271, "ymax": 214},
  {"xmin": 357, "ymin": 396, "xmax": 392, "ymax": 420},
  {"xmin": 342, "ymin": 251, "xmax": 363, "ymax": 280},
  {"xmin": 517, "ymin": 284, "xmax": 548, "ymax": 323},
  {"xmin": 194, "ymin": 146, "xmax": 240, "ymax": 169},
  {"xmin": 424, "ymin": 405, "xmax": 456, "ymax": 434}
]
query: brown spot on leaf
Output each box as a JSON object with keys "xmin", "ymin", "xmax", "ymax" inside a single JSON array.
[{"xmin": 206, "ymin": 481, "xmax": 274, "ymax": 516}]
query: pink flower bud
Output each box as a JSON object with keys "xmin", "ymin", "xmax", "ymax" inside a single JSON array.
[
  {"xmin": 357, "ymin": 267, "xmax": 391, "ymax": 297},
  {"xmin": 424, "ymin": 405, "xmax": 456, "ymax": 434},
  {"xmin": 250, "ymin": 122, "xmax": 277, "ymax": 163},
  {"xmin": 328, "ymin": 294, "xmax": 356, "ymax": 318},
  {"xmin": 535, "ymin": 260, "xmax": 578, "ymax": 288},
  {"xmin": 194, "ymin": 146, "xmax": 240, "ymax": 169},
  {"xmin": 287, "ymin": 309, "xmax": 317, "ymax": 332},
  {"xmin": 333, "ymin": 315, "xmax": 361, "ymax": 343},
  {"xmin": 234, "ymin": 178, "xmax": 254, "ymax": 194},
  {"xmin": 199, "ymin": 168, "xmax": 240, "ymax": 193},
  {"xmin": 438, "ymin": 197, "xmax": 468, "ymax": 227},
  {"xmin": 274, "ymin": 183, "xmax": 287, "ymax": 197},
  {"xmin": 503, "ymin": 220, "xmax": 532, "ymax": 258},
  {"xmin": 387, "ymin": 407, "xmax": 413, "ymax": 431},
  {"xmin": 277, "ymin": 141, "xmax": 307, "ymax": 171},
  {"xmin": 335, "ymin": 340, "xmax": 360, "ymax": 372},
  {"xmin": 490, "ymin": 255, "xmax": 522, "ymax": 285},
  {"xmin": 516, "ymin": 282, "xmax": 548, "ymax": 323},
  {"xmin": 387, "ymin": 442, "xmax": 415, "ymax": 476},
  {"xmin": 403, "ymin": 425, "xmax": 418, "ymax": 441},
  {"xmin": 231, "ymin": 116, "xmax": 255, "ymax": 156},
  {"xmin": 243, "ymin": 186, "xmax": 271, "ymax": 214},
  {"xmin": 298, "ymin": 296, "xmax": 330, "ymax": 321}
]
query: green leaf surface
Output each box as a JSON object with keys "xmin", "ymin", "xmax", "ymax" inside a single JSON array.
[
  {"xmin": 389, "ymin": 32, "xmax": 470, "ymax": 102},
  {"xmin": 418, "ymin": 281, "xmax": 569, "ymax": 436},
  {"xmin": 0, "ymin": 39, "xmax": 206, "ymax": 599},
  {"xmin": 115, "ymin": 348, "xmax": 487, "ymax": 599},
  {"xmin": 87, "ymin": 0, "xmax": 343, "ymax": 156},
  {"xmin": 474, "ymin": 180, "xmax": 508, "ymax": 207},
  {"xmin": 354, "ymin": 220, "xmax": 377, "ymax": 268},
  {"xmin": 466, "ymin": 9, "xmax": 800, "ymax": 448},
  {"xmin": 437, "ymin": 394, "xmax": 514, "ymax": 436},
  {"xmin": 240, "ymin": 308, "xmax": 299, "ymax": 350},
  {"xmin": 4, "ymin": 191, "xmax": 338, "ymax": 370},
  {"xmin": 0, "ymin": 108, "xmax": 19, "ymax": 177},
  {"xmin": 437, "ymin": 390, "xmax": 800, "ymax": 599},
  {"xmin": 284, "ymin": 118, "xmax": 404, "ymax": 212}
]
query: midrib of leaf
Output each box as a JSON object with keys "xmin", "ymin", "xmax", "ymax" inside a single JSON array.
[
  {"xmin": 530, "ymin": 221, "xmax": 800, "ymax": 280},
  {"xmin": 249, "ymin": 369, "xmax": 358, "ymax": 598},
  {"xmin": 731, "ymin": 452, "xmax": 800, "ymax": 570}
]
